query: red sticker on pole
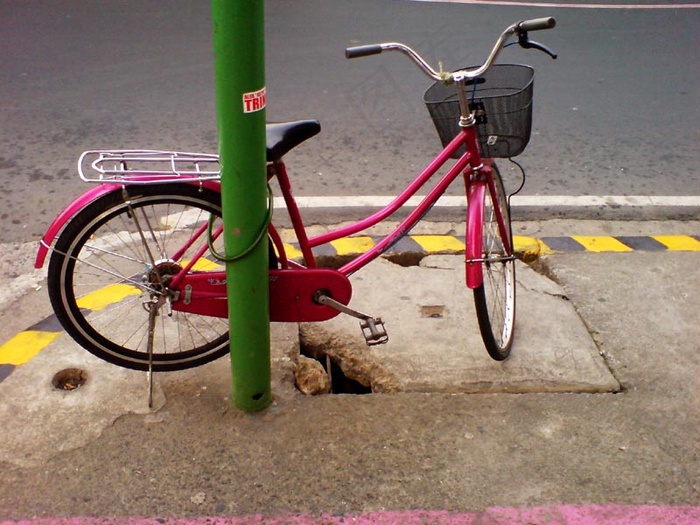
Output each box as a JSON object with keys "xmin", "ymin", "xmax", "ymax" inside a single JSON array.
[{"xmin": 243, "ymin": 87, "xmax": 267, "ymax": 113}]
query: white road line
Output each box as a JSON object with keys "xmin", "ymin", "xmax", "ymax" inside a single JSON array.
[
  {"xmin": 273, "ymin": 195, "xmax": 700, "ymax": 209},
  {"xmin": 411, "ymin": 0, "xmax": 699, "ymax": 8}
]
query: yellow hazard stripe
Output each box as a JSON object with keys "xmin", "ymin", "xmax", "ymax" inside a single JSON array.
[
  {"xmin": 282, "ymin": 234, "xmax": 700, "ymax": 258},
  {"xmin": 0, "ymin": 233, "xmax": 696, "ymax": 374},
  {"xmin": 283, "ymin": 242, "xmax": 303, "ymax": 259},
  {"xmin": 412, "ymin": 235, "xmax": 465, "ymax": 252},
  {"xmin": 0, "ymin": 331, "xmax": 61, "ymax": 365},
  {"xmin": 571, "ymin": 236, "xmax": 634, "ymax": 252},
  {"xmin": 513, "ymin": 236, "xmax": 553, "ymax": 259},
  {"xmin": 651, "ymin": 235, "xmax": 700, "ymax": 251},
  {"xmin": 186, "ymin": 258, "xmax": 222, "ymax": 271},
  {"xmin": 330, "ymin": 236, "xmax": 376, "ymax": 255},
  {"xmin": 76, "ymin": 283, "xmax": 142, "ymax": 311}
]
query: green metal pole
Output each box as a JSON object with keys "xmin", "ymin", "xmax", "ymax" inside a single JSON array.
[{"xmin": 211, "ymin": 0, "xmax": 271, "ymax": 412}]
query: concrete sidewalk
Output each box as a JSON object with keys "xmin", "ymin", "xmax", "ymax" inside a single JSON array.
[
  {"xmin": 299, "ymin": 256, "xmax": 617, "ymax": 395},
  {"xmin": 0, "ymin": 220, "xmax": 698, "ymax": 519}
]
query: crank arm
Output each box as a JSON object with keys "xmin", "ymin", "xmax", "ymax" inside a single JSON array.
[{"xmin": 314, "ymin": 292, "xmax": 388, "ymax": 346}]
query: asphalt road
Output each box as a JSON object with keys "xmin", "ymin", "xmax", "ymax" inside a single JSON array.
[{"xmin": 1, "ymin": 0, "xmax": 699, "ymax": 244}]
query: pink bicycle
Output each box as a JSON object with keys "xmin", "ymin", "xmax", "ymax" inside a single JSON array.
[{"xmin": 35, "ymin": 18, "xmax": 556, "ymax": 374}]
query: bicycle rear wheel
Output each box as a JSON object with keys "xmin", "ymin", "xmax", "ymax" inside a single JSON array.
[
  {"xmin": 47, "ymin": 184, "xmax": 231, "ymax": 371},
  {"xmin": 472, "ymin": 164, "xmax": 516, "ymax": 360}
]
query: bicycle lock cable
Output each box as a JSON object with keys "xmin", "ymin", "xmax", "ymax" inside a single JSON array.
[{"xmin": 206, "ymin": 183, "xmax": 274, "ymax": 263}]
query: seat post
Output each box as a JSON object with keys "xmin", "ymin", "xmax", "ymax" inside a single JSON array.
[{"xmin": 271, "ymin": 160, "xmax": 316, "ymax": 268}]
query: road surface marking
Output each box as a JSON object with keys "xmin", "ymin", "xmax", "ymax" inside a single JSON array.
[
  {"xmin": 652, "ymin": 235, "xmax": 700, "ymax": 251},
  {"xmin": 514, "ymin": 235, "xmax": 555, "ymax": 259},
  {"xmin": 1, "ymin": 234, "xmax": 696, "ymax": 374},
  {"xmin": 571, "ymin": 235, "xmax": 635, "ymax": 252},
  {"xmin": 412, "ymin": 234, "xmax": 466, "ymax": 251},
  {"xmin": 76, "ymin": 283, "xmax": 142, "ymax": 312},
  {"xmin": 0, "ymin": 330, "xmax": 61, "ymax": 365},
  {"xmin": 330, "ymin": 236, "xmax": 376, "ymax": 255}
]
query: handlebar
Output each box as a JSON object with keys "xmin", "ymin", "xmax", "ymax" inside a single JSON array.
[
  {"xmin": 345, "ymin": 17, "xmax": 556, "ymax": 83},
  {"xmin": 345, "ymin": 44, "xmax": 383, "ymax": 59},
  {"xmin": 517, "ymin": 16, "xmax": 556, "ymax": 32}
]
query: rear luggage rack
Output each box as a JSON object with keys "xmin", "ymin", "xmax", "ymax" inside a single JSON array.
[{"xmin": 78, "ymin": 150, "xmax": 221, "ymax": 185}]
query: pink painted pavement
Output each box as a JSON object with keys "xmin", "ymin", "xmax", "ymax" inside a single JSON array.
[{"xmin": 3, "ymin": 505, "xmax": 700, "ymax": 524}]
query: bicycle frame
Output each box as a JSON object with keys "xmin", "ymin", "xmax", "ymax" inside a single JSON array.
[
  {"xmin": 286, "ymin": 128, "xmax": 485, "ymax": 277},
  {"xmin": 170, "ymin": 123, "xmax": 509, "ymax": 322},
  {"xmin": 35, "ymin": 18, "xmax": 554, "ymax": 367},
  {"xmin": 35, "ymin": 123, "xmax": 510, "ymax": 326}
]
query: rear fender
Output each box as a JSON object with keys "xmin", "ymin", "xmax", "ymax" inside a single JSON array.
[
  {"xmin": 34, "ymin": 181, "xmax": 221, "ymax": 268},
  {"xmin": 35, "ymin": 184, "xmax": 118, "ymax": 269}
]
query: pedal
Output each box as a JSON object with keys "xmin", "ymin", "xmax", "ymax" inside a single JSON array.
[
  {"xmin": 360, "ymin": 317, "xmax": 388, "ymax": 346},
  {"xmin": 314, "ymin": 291, "xmax": 389, "ymax": 346}
]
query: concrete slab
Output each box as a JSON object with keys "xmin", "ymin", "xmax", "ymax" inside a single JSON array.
[
  {"xmin": 0, "ymin": 338, "xmax": 164, "ymax": 468},
  {"xmin": 301, "ymin": 255, "xmax": 620, "ymax": 394},
  {"xmin": 0, "ymin": 322, "xmax": 299, "ymax": 469}
]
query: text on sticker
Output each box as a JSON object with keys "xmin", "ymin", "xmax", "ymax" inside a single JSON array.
[{"xmin": 243, "ymin": 87, "xmax": 267, "ymax": 113}]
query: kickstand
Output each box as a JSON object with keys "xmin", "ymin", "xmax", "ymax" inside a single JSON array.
[{"xmin": 146, "ymin": 301, "xmax": 158, "ymax": 409}]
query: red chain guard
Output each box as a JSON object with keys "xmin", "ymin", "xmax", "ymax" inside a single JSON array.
[{"xmin": 171, "ymin": 268, "xmax": 352, "ymax": 323}]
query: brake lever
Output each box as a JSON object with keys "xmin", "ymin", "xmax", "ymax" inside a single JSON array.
[
  {"xmin": 521, "ymin": 39, "xmax": 558, "ymax": 59},
  {"xmin": 514, "ymin": 30, "xmax": 558, "ymax": 59}
]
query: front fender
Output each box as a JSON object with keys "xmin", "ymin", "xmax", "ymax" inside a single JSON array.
[
  {"xmin": 465, "ymin": 179, "xmax": 486, "ymax": 289},
  {"xmin": 34, "ymin": 180, "xmax": 221, "ymax": 268}
]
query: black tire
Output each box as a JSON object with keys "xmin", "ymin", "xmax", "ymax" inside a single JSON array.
[
  {"xmin": 47, "ymin": 184, "xmax": 231, "ymax": 371},
  {"xmin": 473, "ymin": 164, "xmax": 516, "ymax": 361}
]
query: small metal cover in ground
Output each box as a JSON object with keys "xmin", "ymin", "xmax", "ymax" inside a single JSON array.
[{"xmin": 52, "ymin": 368, "xmax": 88, "ymax": 390}]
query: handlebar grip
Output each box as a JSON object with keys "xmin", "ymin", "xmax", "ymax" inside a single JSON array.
[
  {"xmin": 518, "ymin": 17, "xmax": 556, "ymax": 31},
  {"xmin": 345, "ymin": 45, "xmax": 383, "ymax": 59}
]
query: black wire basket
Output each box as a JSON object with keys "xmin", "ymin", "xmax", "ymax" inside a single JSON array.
[{"xmin": 424, "ymin": 64, "xmax": 534, "ymax": 159}]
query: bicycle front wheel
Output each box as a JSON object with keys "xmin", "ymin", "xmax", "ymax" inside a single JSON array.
[
  {"xmin": 47, "ymin": 184, "xmax": 231, "ymax": 371},
  {"xmin": 472, "ymin": 164, "xmax": 516, "ymax": 360}
]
